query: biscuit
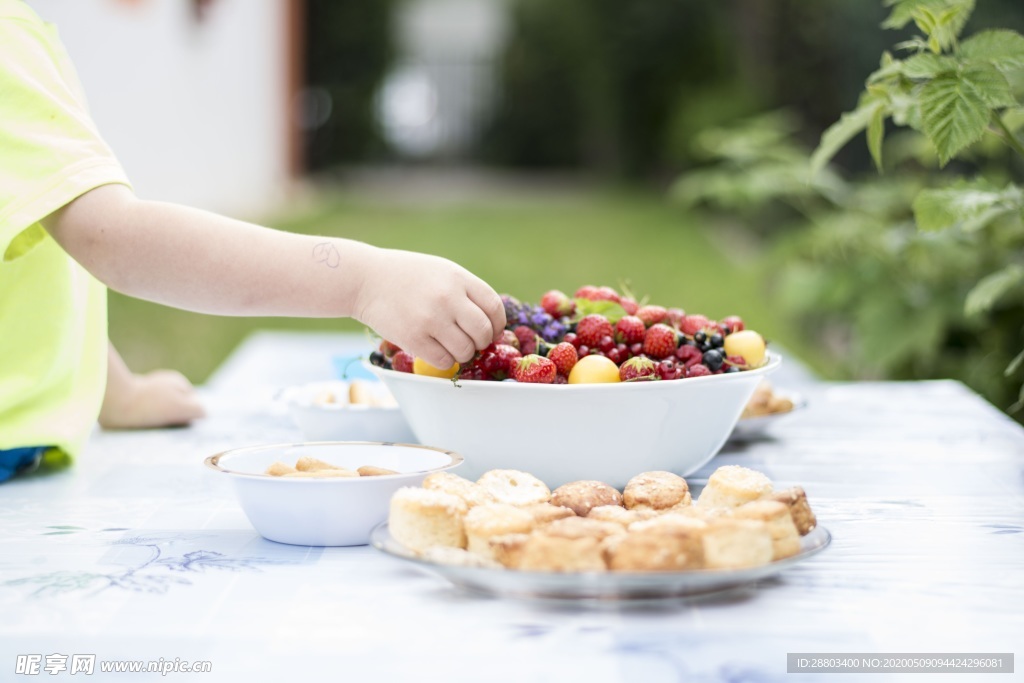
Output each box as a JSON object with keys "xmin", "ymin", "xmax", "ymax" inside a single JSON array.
[
  {"xmin": 607, "ymin": 528, "xmax": 704, "ymax": 571},
  {"xmin": 295, "ymin": 456, "xmax": 354, "ymax": 474},
  {"xmin": 586, "ymin": 505, "xmax": 658, "ymax": 527},
  {"xmin": 265, "ymin": 461, "xmax": 297, "ymax": 476},
  {"xmin": 622, "ymin": 471, "xmax": 692, "ymax": 511},
  {"xmin": 731, "ymin": 500, "xmax": 798, "ymax": 536},
  {"xmin": 550, "ymin": 480, "xmax": 622, "ymax": 517},
  {"xmin": 772, "ymin": 536, "xmax": 802, "ymax": 561},
  {"xmin": 628, "ymin": 513, "xmax": 708, "ymax": 535},
  {"xmin": 488, "ymin": 533, "xmax": 531, "ymax": 568},
  {"xmin": 421, "ymin": 546, "xmax": 501, "ymax": 569},
  {"xmin": 348, "ymin": 380, "xmax": 373, "ymax": 406},
  {"xmin": 423, "ymin": 472, "xmax": 496, "ymax": 508},
  {"xmin": 522, "ymin": 503, "xmax": 576, "ymax": 527},
  {"xmin": 543, "ymin": 516, "xmax": 626, "ymax": 541},
  {"xmin": 476, "ymin": 469, "xmax": 551, "ymax": 507},
  {"xmin": 769, "ymin": 486, "xmax": 817, "ymax": 535},
  {"xmin": 696, "ymin": 465, "xmax": 773, "ymax": 509},
  {"xmin": 701, "ymin": 519, "xmax": 774, "ymax": 569},
  {"xmin": 517, "ymin": 533, "xmax": 607, "ymax": 572},
  {"xmin": 357, "ymin": 465, "xmax": 399, "ymax": 477},
  {"xmin": 388, "ymin": 487, "xmax": 468, "ymax": 552},
  {"xmin": 464, "ymin": 504, "xmax": 535, "ymax": 560}
]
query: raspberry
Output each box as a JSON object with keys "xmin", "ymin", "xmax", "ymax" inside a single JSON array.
[
  {"xmin": 636, "ymin": 305, "xmax": 667, "ymax": 327},
  {"xmin": 721, "ymin": 315, "xmax": 745, "ymax": 334},
  {"xmin": 619, "ymin": 356, "xmax": 658, "ymax": 382},
  {"xmin": 540, "ymin": 289, "xmax": 575, "ymax": 318},
  {"xmin": 685, "ymin": 364, "xmax": 712, "ymax": 378},
  {"xmin": 512, "ymin": 354, "xmax": 557, "ymax": 383},
  {"xmin": 553, "ymin": 374, "xmax": 568, "ymax": 384},
  {"xmin": 514, "ymin": 326, "xmax": 538, "ymax": 355},
  {"xmin": 615, "ymin": 315, "xmax": 646, "ymax": 345},
  {"xmin": 674, "ymin": 344, "xmax": 703, "ymax": 368},
  {"xmin": 576, "ymin": 314, "xmax": 614, "ymax": 348},
  {"xmin": 642, "ymin": 324, "xmax": 679, "ymax": 359},
  {"xmin": 392, "ymin": 351, "xmax": 415, "ymax": 373},
  {"xmin": 680, "ymin": 314, "xmax": 710, "ymax": 336},
  {"xmin": 547, "ymin": 342, "xmax": 578, "ymax": 377}
]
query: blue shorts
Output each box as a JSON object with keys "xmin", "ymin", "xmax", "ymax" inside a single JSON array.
[{"xmin": 0, "ymin": 446, "xmax": 48, "ymax": 483}]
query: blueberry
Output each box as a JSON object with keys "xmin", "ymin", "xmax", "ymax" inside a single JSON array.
[
  {"xmin": 694, "ymin": 331, "xmax": 707, "ymax": 344},
  {"xmin": 725, "ymin": 365, "xmax": 741, "ymax": 373},
  {"xmin": 703, "ymin": 349, "xmax": 724, "ymax": 371},
  {"xmin": 710, "ymin": 333, "xmax": 724, "ymax": 349},
  {"xmin": 698, "ymin": 342, "xmax": 711, "ymax": 353},
  {"xmin": 369, "ymin": 351, "xmax": 385, "ymax": 367}
]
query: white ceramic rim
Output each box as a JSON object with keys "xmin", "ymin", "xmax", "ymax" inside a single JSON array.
[
  {"xmin": 367, "ymin": 352, "xmax": 781, "ymax": 390},
  {"xmin": 203, "ymin": 441, "xmax": 463, "ymax": 482}
]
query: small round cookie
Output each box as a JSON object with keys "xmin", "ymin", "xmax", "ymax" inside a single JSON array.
[
  {"xmin": 696, "ymin": 465, "xmax": 773, "ymax": 510},
  {"xmin": 517, "ymin": 533, "xmax": 607, "ymax": 572},
  {"xmin": 769, "ymin": 486, "xmax": 816, "ymax": 535},
  {"xmin": 701, "ymin": 518, "xmax": 773, "ymax": 570},
  {"xmin": 421, "ymin": 546, "xmax": 502, "ymax": 569},
  {"xmin": 389, "ymin": 487, "xmax": 468, "ymax": 552},
  {"xmin": 607, "ymin": 528, "xmax": 705, "ymax": 571},
  {"xmin": 731, "ymin": 500, "xmax": 799, "ymax": 540},
  {"xmin": 476, "ymin": 469, "xmax": 551, "ymax": 507},
  {"xmin": 522, "ymin": 503, "xmax": 576, "ymax": 527},
  {"xmin": 488, "ymin": 532, "xmax": 531, "ymax": 569},
  {"xmin": 464, "ymin": 503, "xmax": 534, "ymax": 560},
  {"xmin": 622, "ymin": 471, "xmax": 691, "ymax": 511},
  {"xmin": 423, "ymin": 471, "xmax": 496, "ymax": 508},
  {"xmin": 550, "ymin": 480, "xmax": 622, "ymax": 517},
  {"xmin": 772, "ymin": 536, "xmax": 802, "ymax": 561},
  {"xmin": 587, "ymin": 505, "xmax": 658, "ymax": 528},
  {"xmin": 543, "ymin": 516, "xmax": 625, "ymax": 541}
]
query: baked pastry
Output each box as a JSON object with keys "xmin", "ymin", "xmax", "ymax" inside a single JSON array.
[
  {"xmin": 517, "ymin": 533, "xmax": 606, "ymax": 572},
  {"xmin": 543, "ymin": 516, "xmax": 626, "ymax": 541},
  {"xmin": 522, "ymin": 503, "xmax": 576, "ymax": 527},
  {"xmin": 265, "ymin": 461, "xmax": 297, "ymax": 476},
  {"xmin": 488, "ymin": 533, "xmax": 531, "ymax": 569},
  {"xmin": 388, "ymin": 487, "xmax": 468, "ymax": 552},
  {"xmin": 769, "ymin": 486, "xmax": 817, "ymax": 535},
  {"xmin": 423, "ymin": 471, "xmax": 497, "ymax": 508},
  {"xmin": 607, "ymin": 527, "xmax": 704, "ymax": 571},
  {"xmin": 731, "ymin": 500, "xmax": 801, "ymax": 560},
  {"xmin": 421, "ymin": 546, "xmax": 501, "ymax": 569},
  {"xmin": 476, "ymin": 469, "xmax": 551, "ymax": 507},
  {"xmin": 586, "ymin": 505, "xmax": 658, "ymax": 527},
  {"xmin": 701, "ymin": 519, "xmax": 773, "ymax": 569},
  {"xmin": 295, "ymin": 455, "xmax": 356, "ymax": 474},
  {"xmin": 622, "ymin": 471, "xmax": 691, "ymax": 511},
  {"xmin": 696, "ymin": 465, "xmax": 773, "ymax": 509},
  {"xmin": 628, "ymin": 513, "xmax": 708, "ymax": 535},
  {"xmin": 550, "ymin": 480, "xmax": 622, "ymax": 517},
  {"xmin": 357, "ymin": 465, "xmax": 399, "ymax": 477},
  {"xmin": 464, "ymin": 504, "xmax": 535, "ymax": 560}
]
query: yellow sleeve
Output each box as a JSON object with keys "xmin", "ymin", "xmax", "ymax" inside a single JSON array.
[{"xmin": 0, "ymin": 8, "xmax": 130, "ymax": 261}]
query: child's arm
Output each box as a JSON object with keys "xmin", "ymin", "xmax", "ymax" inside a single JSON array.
[
  {"xmin": 99, "ymin": 343, "xmax": 205, "ymax": 429},
  {"xmin": 43, "ymin": 184, "xmax": 505, "ymax": 369}
]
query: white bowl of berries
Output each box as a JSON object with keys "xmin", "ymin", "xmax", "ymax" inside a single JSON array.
[{"xmin": 368, "ymin": 287, "xmax": 779, "ymax": 488}]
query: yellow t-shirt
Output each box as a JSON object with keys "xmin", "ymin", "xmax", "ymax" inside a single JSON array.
[{"xmin": 0, "ymin": 1, "xmax": 130, "ymax": 457}]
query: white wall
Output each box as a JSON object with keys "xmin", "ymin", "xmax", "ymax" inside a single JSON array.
[{"xmin": 29, "ymin": 0, "xmax": 291, "ymax": 217}]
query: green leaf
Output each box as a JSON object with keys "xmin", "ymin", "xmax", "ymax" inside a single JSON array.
[
  {"xmin": 572, "ymin": 298, "xmax": 627, "ymax": 324},
  {"xmin": 811, "ymin": 99, "xmax": 886, "ymax": 176},
  {"xmin": 868, "ymin": 51, "xmax": 907, "ymax": 84},
  {"xmin": 964, "ymin": 264, "xmax": 1024, "ymax": 316},
  {"xmin": 1006, "ymin": 348, "xmax": 1024, "ymax": 376},
  {"xmin": 961, "ymin": 29, "xmax": 1024, "ymax": 73},
  {"xmin": 868, "ymin": 106, "xmax": 886, "ymax": 170},
  {"xmin": 913, "ymin": 181, "xmax": 1024, "ymax": 232},
  {"xmin": 902, "ymin": 52, "xmax": 957, "ymax": 79},
  {"xmin": 918, "ymin": 73, "xmax": 990, "ymax": 164},
  {"xmin": 962, "ymin": 63, "xmax": 1017, "ymax": 108}
]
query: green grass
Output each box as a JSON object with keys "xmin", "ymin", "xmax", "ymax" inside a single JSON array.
[{"xmin": 109, "ymin": 188, "xmax": 819, "ymax": 382}]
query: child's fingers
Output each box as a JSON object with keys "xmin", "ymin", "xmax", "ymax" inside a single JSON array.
[
  {"xmin": 456, "ymin": 300, "xmax": 498, "ymax": 351},
  {"xmin": 464, "ymin": 278, "xmax": 506, "ymax": 338},
  {"xmin": 415, "ymin": 337, "xmax": 456, "ymax": 371},
  {"xmin": 434, "ymin": 325, "xmax": 478, "ymax": 364}
]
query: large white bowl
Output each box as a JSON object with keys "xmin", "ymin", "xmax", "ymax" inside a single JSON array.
[
  {"xmin": 372, "ymin": 354, "xmax": 780, "ymax": 488},
  {"xmin": 205, "ymin": 442, "xmax": 462, "ymax": 546},
  {"xmin": 279, "ymin": 381, "xmax": 416, "ymax": 443}
]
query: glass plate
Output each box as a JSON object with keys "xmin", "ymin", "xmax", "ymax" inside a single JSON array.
[
  {"xmin": 730, "ymin": 394, "xmax": 808, "ymax": 441},
  {"xmin": 370, "ymin": 522, "xmax": 831, "ymax": 601}
]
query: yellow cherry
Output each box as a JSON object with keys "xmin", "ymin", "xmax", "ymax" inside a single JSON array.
[
  {"xmin": 723, "ymin": 330, "xmax": 767, "ymax": 368},
  {"xmin": 412, "ymin": 357, "xmax": 460, "ymax": 379},
  {"xmin": 567, "ymin": 355, "xmax": 621, "ymax": 384}
]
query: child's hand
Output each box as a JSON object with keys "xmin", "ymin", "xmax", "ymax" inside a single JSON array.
[
  {"xmin": 99, "ymin": 368, "xmax": 205, "ymax": 429},
  {"xmin": 355, "ymin": 249, "xmax": 506, "ymax": 369}
]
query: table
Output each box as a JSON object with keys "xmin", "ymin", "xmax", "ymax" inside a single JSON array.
[{"xmin": 2, "ymin": 331, "xmax": 1021, "ymax": 682}]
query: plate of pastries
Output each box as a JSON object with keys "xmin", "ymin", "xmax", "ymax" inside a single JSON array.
[{"xmin": 371, "ymin": 464, "xmax": 829, "ymax": 600}]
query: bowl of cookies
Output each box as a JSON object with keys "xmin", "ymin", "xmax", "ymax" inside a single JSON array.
[
  {"xmin": 730, "ymin": 381, "xmax": 807, "ymax": 441},
  {"xmin": 205, "ymin": 442, "xmax": 462, "ymax": 546},
  {"xmin": 279, "ymin": 380, "xmax": 416, "ymax": 443},
  {"xmin": 372, "ymin": 464, "xmax": 828, "ymax": 600}
]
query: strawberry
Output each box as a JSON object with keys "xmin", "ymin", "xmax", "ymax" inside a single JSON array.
[
  {"xmin": 636, "ymin": 305, "xmax": 667, "ymax": 327},
  {"xmin": 512, "ymin": 354, "xmax": 557, "ymax": 383},
  {"xmin": 540, "ymin": 289, "xmax": 575, "ymax": 318},
  {"xmin": 574, "ymin": 285, "xmax": 599, "ymax": 299},
  {"xmin": 666, "ymin": 308, "xmax": 686, "ymax": 329},
  {"xmin": 721, "ymin": 315, "xmax": 745, "ymax": 334},
  {"xmin": 513, "ymin": 325, "xmax": 538, "ymax": 355},
  {"xmin": 619, "ymin": 356, "xmax": 658, "ymax": 382},
  {"xmin": 500, "ymin": 329, "xmax": 520, "ymax": 349},
  {"xmin": 392, "ymin": 351, "xmax": 415, "ymax": 373},
  {"xmin": 593, "ymin": 286, "xmax": 620, "ymax": 303},
  {"xmin": 642, "ymin": 324, "xmax": 680, "ymax": 359},
  {"xmin": 619, "ymin": 296, "xmax": 639, "ymax": 315},
  {"xmin": 379, "ymin": 340, "xmax": 402, "ymax": 359},
  {"xmin": 547, "ymin": 342, "xmax": 578, "ymax": 376},
  {"xmin": 576, "ymin": 314, "xmax": 614, "ymax": 348},
  {"xmin": 680, "ymin": 314, "xmax": 710, "ymax": 336},
  {"xmin": 615, "ymin": 315, "xmax": 646, "ymax": 345}
]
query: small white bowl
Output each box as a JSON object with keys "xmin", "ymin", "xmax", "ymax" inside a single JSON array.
[
  {"xmin": 205, "ymin": 442, "xmax": 462, "ymax": 546},
  {"xmin": 279, "ymin": 381, "xmax": 416, "ymax": 443},
  {"xmin": 371, "ymin": 354, "xmax": 781, "ymax": 488}
]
